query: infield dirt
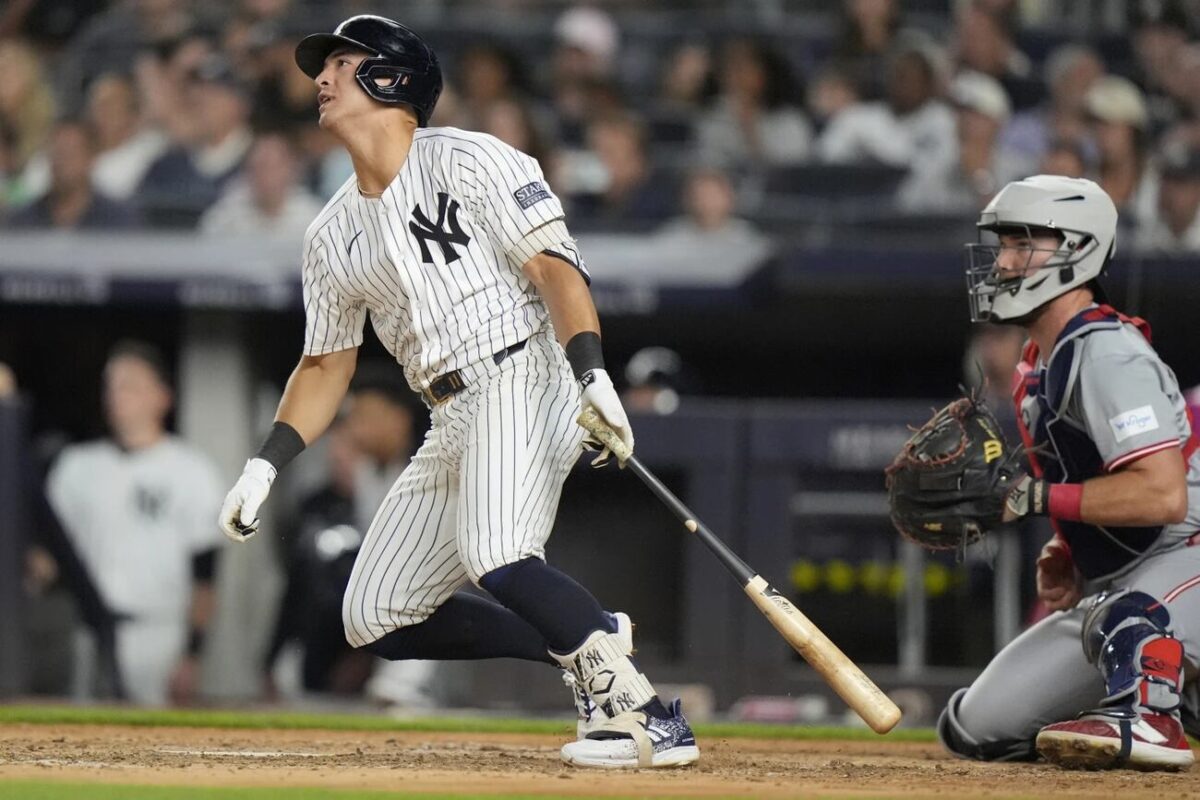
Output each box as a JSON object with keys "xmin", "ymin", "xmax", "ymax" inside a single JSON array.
[{"xmin": 0, "ymin": 723, "xmax": 1196, "ymax": 798}]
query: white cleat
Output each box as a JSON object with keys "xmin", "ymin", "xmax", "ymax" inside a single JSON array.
[{"xmin": 561, "ymin": 699, "xmax": 700, "ymax": 769}]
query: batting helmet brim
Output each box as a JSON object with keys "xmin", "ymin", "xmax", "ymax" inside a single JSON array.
[{"xmin": 295, "ymin": 33, "xmax": 375, "ymax": 79}]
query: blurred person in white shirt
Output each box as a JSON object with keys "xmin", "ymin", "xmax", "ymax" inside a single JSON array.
[
  {"xmin": 1136, "ymin": 143, "xmax": 1200, "ymax": 254},
  {"xmin": 86, "ymin": 73, "xmax": 169, "ymax": 201},
  {"xmin": 816, "ymin": 35, "xmax": 954, "ymax": 169},
  {"xmin": 199, "ymin": 131, "xmax": 321, "ymax": 240},
  {"xmin": 46, "ymin": 341, "xmax": 224, "ymax": 706}
]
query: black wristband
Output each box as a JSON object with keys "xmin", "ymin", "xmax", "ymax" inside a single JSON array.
[
  {"xmin": 254, "ymin": 421, "xmax": 306, "ymax": 472},
  {"xmin": 187, "ymin": 628, "xmax": 206, "ymax": 657},
  {"xmin": 564, "ymin": 331, "xmax": 604, "ymax": 381}
]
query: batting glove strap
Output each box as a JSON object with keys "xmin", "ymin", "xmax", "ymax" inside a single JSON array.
[{"xmin": 1005, "ymin": 474, "xmax": 1049, "ymax": 519}]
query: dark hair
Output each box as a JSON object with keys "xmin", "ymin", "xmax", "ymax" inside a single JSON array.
[
  {"xmin": 727, "ymin": 40, "xmax": 801, "ymax": 109},
  {"xmin": 107, "ymin": 339, "xmax": 171, "ymax": 386}
]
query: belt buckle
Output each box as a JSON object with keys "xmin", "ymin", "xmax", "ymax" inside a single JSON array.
[{"xmin": 425, "ymin": 370, "xmax": 466, "ymax": 406}]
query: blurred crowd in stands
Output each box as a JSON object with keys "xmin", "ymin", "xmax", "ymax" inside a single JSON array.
[{"xmin": 2, "ymin": 0, "xmax": 1200, "ymax": 253}]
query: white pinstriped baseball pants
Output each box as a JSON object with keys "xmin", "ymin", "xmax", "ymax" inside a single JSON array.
[{"xmin": 342, "ymin": 328, "xmax": 585, "ymax": 648}]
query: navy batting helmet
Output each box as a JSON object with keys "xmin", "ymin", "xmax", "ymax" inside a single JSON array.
[{"xmin": 295, "ymin": 15, "xmax": 442, "ymax": 126}]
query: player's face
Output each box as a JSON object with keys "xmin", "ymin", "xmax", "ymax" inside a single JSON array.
[
  {"xmin": 993, "ymin": 232, "xmax": 1062, "ymax": 281},
  {"xmin": 314, "ymin": 49, "xmax": 377, "ymax": 130},
  {"xmin": 103, "ymin": 357, "xmax": 171, "ymax": 435}
]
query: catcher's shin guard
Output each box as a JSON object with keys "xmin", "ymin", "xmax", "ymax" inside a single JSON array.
[
  {"xmin": 1036, "ymin": 590, "xmax": 1193, "ymax": 771},
  {"xmin": 1083, "ymin": 590, "xmax": 1184, "ymax": 714}
]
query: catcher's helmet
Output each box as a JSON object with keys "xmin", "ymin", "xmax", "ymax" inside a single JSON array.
[
  {"xmin": 295, "ymin": 15, "xmax": 442, "ymax": 126},
  {"xmin": 965, "ymin": 175, "xmax": 1117, "ymax": 323}
]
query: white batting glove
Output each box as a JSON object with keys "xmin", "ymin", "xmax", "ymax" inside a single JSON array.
[
  {"xmin": 580, "ymin": 368, "xmax": 633, "ymax": 466},
  {"xmin": 219, "ymin": 458, "xmax": 277, "ymax": 542}
]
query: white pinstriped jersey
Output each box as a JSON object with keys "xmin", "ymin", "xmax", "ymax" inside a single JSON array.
[{"xmin": 301, "ymin": 127, "xmax": 588, "ymax": 392}]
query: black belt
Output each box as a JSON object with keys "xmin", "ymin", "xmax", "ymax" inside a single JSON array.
[{"xmin": 424, "ymin": 339, "xmax": 527, "ymax": 405}]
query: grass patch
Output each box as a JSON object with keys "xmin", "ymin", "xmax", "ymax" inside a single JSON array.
[{"xmin": 0, "ymin": 703, "xmax": 937, "ymax": 743}]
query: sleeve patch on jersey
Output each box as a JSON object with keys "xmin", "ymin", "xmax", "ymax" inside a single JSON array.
[
  {"xmin": 513, "ymin": 181, "xmax": 552, "ymax": 210},
  {"xmin": 1110, "ymin": 405, "xmax": 1160, "ymax": 442}
]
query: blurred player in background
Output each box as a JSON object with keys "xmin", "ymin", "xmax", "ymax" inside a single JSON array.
[
  {"xmin": 940, "ymin": 175, "xmax": 1200, "ymax": 770},
  {"xmin": 46, "ymin": 341, "xmax": 224, "ymax": 705},
  {"xmin": 219, "ymin": 15, "xmax": 698, "ymax": 768}
]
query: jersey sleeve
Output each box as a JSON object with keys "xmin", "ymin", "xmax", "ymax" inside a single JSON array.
[
  {"xmin": 302, "ymin": 237, "xmax": 366, "ymax": 355},
  {"xmin": 458, "ymin": 137, "xmax": 588, "ymax": 279},
  {"xmin": 1076, "ymin": 352, "xmax": 1184, "ymax": 471}
]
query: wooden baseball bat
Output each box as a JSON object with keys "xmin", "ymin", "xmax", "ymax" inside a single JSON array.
[{"xmin": 579, "ymin": 408, "xmax": 902, "ymax": 734}]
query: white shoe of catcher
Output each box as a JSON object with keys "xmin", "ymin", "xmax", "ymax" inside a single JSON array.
[
  {"xmin": 562, "ymin": 611, "xmax": 634, "ymax": 739},
  {"xmin": 560, "ymin": 698, "xmax": 700, "ymax": 769}
]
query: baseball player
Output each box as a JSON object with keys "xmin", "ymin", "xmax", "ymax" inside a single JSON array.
[
  {"xmin": 218, "ymin": 15, "xmax": 698, "ymax": 769},
  {"xmin": 938, "ymin": 175, "xmax": 1200, "ymax": 770},
  {"xmin": 47, "ymin": 341, "xmax": 224, "ymax": 706}
]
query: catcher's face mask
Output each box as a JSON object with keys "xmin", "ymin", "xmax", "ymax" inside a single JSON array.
[{"xmin": 966, "ymin": 224, "xmax": 1082, "ymax": 322}]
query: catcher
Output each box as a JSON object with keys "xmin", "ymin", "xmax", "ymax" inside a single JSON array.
[{"xmin": 887, "ymin": 175, "xmax": 1200, "ymax": 771}]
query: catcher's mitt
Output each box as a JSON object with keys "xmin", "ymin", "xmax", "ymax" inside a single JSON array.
[{"xmin": 885, "ymin": 396, "xmax": 1020, "ymax": 551}]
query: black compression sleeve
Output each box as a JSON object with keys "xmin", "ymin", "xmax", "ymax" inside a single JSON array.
[
  {"xmin": 254, "ymin": 421, "xmax": 306, "ymax": 471},
  {"xmin": 564, "ymin": 331, "xmax": 604, "ymax": 381}
]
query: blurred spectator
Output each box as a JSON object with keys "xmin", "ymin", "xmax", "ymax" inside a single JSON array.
[
  {"xmin": 0, "ymin": 39, "xmax": 56, "ymax": 186},
  {"xmin": 0, "ymin": 118, "xmax": 35, "ymax": 212},
  {"xmin": 0, "ymin": 0, "xmax": 105, "ymax": 46},
  {"xmin": 263, "ymin": 419, "xmax": 374, "ymax": 698},
  {"xmin": 962, "ymin": 323, "xmax": 1025, "ymax": 419},
  {"xmin": 480, "ymin": 98, "xmax": 552, "ymax": 169},
  {"xmin": 1038, "ymin": 137, "xmax": 1091, "ymax": 179},
  {"xmin": 831, "ymin": 0, "xmax": 904, "ymax": 99},
  {"xmin": 8, "ymin": 119, "xmax": 141, "ymax": 230},
  {"xmin": 1128, "ymin": 0, "xmax": 1193, "ymax": 136},
  {"xmin": 816, "ymin": 36, "xmax": 953, "ymax": 171},
  {"xmin": 696, "ymin": 39, "xmax": 812, "ymax": 169},
  {"xmin": 1084, "ymin": 75, "xmax": 1158, "ymax": 224},
  {"xmin": 953, "ymin": 0, "xmax": 1039, "ymax": 110},
  {"xmin": 455, "ymin": 43, "xmax": 528, "ymax": 129},
  {"xmin": 653, "ymin": 166, "xmax": 769, "ymax": 263},
  {"xmin": 899, "ymin": 71, "xmax": 1011, "ymax": 213},
  {"xmin": 996, "ymin": 44, "xmax": 1104, "ymax": 183},
  {"xmin": 45, "ymin": 341, "xmax": 224, "ymax": 706},
  {"xmin": 199, "ymin": 132, "xmax": 321, "ymax": 240},
  {"xmin": 549, "ymin": 6, "xmax": 620, "ymax": 146},
  {"xmin": 138, "ymin": 55, "xmax": 254, "ymax": 227},
  {"xmin": 135, "ymin": 33, "xmax": 216, "ymax": 147},
  {"xmin": 622, "ymin": 347, "xmax": 691, "ymax": 416},
  {"xmin": 86, "ymin": 73, "xmax": 169, "ymax": 201},
  {"xmin": 240, "ymin": 23, "xmax": 317, "ymax": 135},
  {"xmin": 0, "ymin": 361, "xmax": 15, "ymax": 400},
  {"xmin": 1136, "ymin": 143, "xmax": 1200, "ymax": 253},
  {"xmin": 569, "ymin": 114, "xmax": 676, "ymax": 231},
  {"xmin": 54, "ymin": 0, "xmax": 200, "ymax": 112},
  {"xmin": 1159, "ymin": 43, "xmax": 1200, "ymax": 147},
  {"xmin": 807, "ymin": 66, "xmax": 861, "ymax": 135},
  {"xmin": 657, "ymin": 43, "xmax": 715, "ymax": 120}
]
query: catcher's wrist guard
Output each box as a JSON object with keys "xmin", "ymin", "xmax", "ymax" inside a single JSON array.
[{"xmin": 1005, "ymin": 474, "xmax": 1049, "ymax": 519}]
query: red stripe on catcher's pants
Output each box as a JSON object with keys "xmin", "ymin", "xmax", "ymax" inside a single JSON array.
[{"xmin": 1164, "ymin": 574, "xmax": 1200, "ymax": 603}]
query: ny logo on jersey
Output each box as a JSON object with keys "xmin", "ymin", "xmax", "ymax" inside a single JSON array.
[
  {"xmin": 409, "ymin": 192, "xmax": 471, "ymax": 264},
  {"xmin": 134, "ymin": 485, "xmax": 167, "ymax": 521}
]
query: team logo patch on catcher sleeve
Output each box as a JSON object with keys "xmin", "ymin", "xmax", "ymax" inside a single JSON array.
[
  {"xmin": 513, "ymin": 181, "xmax": 551, "ymax": 209},
  {"xmin": 1109, "ymin": 405, "xmax": 1159, "ymax": 442}
]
